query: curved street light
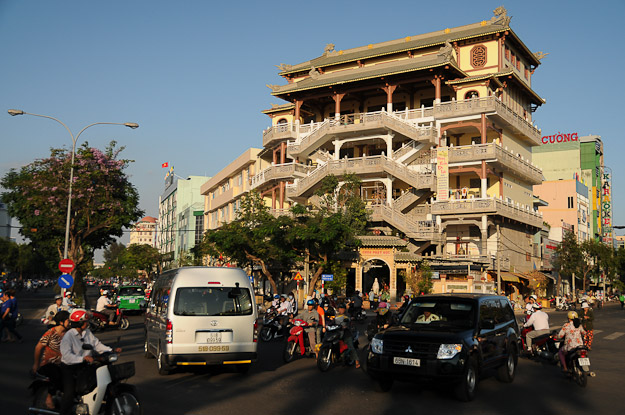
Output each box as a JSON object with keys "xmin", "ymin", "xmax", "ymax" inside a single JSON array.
[{"xmin": 7, "ymin": 109, "xmax": 139, "ymax": 262}]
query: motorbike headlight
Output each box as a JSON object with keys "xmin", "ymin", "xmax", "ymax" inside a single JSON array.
[
  {"xmin": 75, "ymin": 403, "xmax": 89, "ymax": 415},
  {"xmin": 107, "ymin": 353, "xmax": 119, "ymax": 363},
  {"xmin": 370, "ymin": 337, "xmax": 384, "ymax": 354},
  {"xmin": 437, "ymin": 344, "xmax": 463, "ymax": 359}
]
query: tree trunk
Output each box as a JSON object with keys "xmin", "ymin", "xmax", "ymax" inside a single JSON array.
[
  {"xmin": 246, "ymin": 252, "xmax": 278, "ymax": 295},
  {"xmin": 307, "ymin": 265, "xmax": 325, "ymax": 297}
]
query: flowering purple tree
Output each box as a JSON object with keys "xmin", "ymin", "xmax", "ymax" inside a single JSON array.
[{"xmin": 1, "ymin": 141, "xmax": 143, "ymax": 287}]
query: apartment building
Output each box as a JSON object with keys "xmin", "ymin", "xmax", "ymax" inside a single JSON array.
[
  {"xmin": 250, "ymin": 7, "xmax": 546, "ymax": 298},
  {"xmin": 534, "ymin": 180, "xmax": 590, "ymax": 243},
  {"xmin": 533, "ymin": 135, "xmax": 608, "ymax": 242},
  {"xmin": 0, "ymin": 197, "xmax": 11, "ymax": 240},
  {"xmin": 129, "ymin": 216, "xmax": 158, "ymax": 247},
  {"xmin": 157, "ymin": 174, "xmax": 210, "ymax": 264},
  {"xmin": 201, "ymin": 148, "xmax": 268, "ymax": 230}
]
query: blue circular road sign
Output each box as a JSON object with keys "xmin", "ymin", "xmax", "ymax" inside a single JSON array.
[{"xmin": 58, "ymin": 274, "xmax": 74, "ymax": 289}]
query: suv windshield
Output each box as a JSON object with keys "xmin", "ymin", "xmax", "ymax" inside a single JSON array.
[
  {"xmin": 173, "ymin": 287, "xmax": 253, "ymax": 316},
  {"xmin": 400, "ymin": 300, "xmax": 475, "ymax": 330},
  {"xmin": 119, "ymin": 287, "xmax": 144, "ymax": 296}
]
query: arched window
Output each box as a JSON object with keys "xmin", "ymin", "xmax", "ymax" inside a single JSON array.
[
  {"xmin": 464, "ymin": 90, "xmax": 479, "ymax": 99},
  {"xmin": 276, "ymin": 118, "xmax": 288, "ymax": 124},
  {"xmin": 470, "ymin": 45, "xmax": 487, "ymax": 68}
]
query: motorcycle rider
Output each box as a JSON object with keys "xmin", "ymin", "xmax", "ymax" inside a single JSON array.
[
  {"xmin": 271, "ymin": 294, "xmax": 280, "ymax": 309},
  {"xmin": 96, "ymin": 290, "xmax": 116, "ymax": 325},
  {"xmin": 43, "ymin": 295, "xmax": 66, "ymax": 327},
  {"xmin": 523, "ymin": 302, "xmax": 550, "ymax": 354},
  {"xmin": 59, "ymin": 309, "xmax": 121, "ymax": 415},
  {"xmin": 334, "ymin": 303, "xmax": 360, "ymax": 368},
  {"xmin": 32, "ymin": 310, "xmax": 70, "ymax": 410},
  {"xmin": 555, "ymin": 311, "xmax": 585, "ymax": 372},
  {"xmin": 349, "ymin": 291, "xmax": 363, "ymax": 319},
  {"xmin": 62, "ymin": 292, "xmax": 76, "ymax": 310},
  {"xmin": 375, "ymin": 301, "xmax": 393, "ymax": 330},
  {"xmin": 294, "ymin": 299, "xmax": 319, "ymax": 357}
]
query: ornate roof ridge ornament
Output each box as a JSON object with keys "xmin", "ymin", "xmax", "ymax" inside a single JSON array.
[
  {"xmin": 308, "ymin": 66, "xmax": 321, "ymax": 80},
  {"xmin": 437, "ymin": 39, "xmax": 455, "ymax": 63},
  {"xmin": 491, "ymin": 6, "xmax": 511, "ymax": 26},
  {"xmin": 533, "ymin": 51, "xmax": 549, "ymax": 61},
  {"xmin": 266, "ymin": 84, "xmax": 281, "ymax": 91},
  {"xmin": 276, "ymin": 63, "xmax": 293, "ymax": 72},
  {"xmin": 324, "ymin": 43, "xmax": 335, "ymax": 56}
]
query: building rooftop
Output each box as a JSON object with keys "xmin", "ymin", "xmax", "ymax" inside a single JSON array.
[{"xmin": 277, "ymin": 9, "xmax": 539, "ymax": 77}]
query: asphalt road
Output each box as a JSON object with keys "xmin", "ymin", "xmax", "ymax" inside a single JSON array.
[{"xmin": 2, "ymin": 287, "xmax": 625, "ymax": 415}]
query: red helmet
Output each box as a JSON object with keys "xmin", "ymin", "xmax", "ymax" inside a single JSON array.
[{"xmin": 69, "ymin": 309, "xmax": 91, "ymax": 323}]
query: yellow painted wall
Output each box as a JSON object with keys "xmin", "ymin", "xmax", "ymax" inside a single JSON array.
[
  {"xmin": 454, "ymin": 85, "xmax": 489, "ymax": 101},
  {"xmin": 271, "ymin": 113, "xmax": 295, "ymax": 126},
  {"xmin": 458, "ymin": 40, "xmax": 500, "ymax": 76},
  {"xmin": 501, "ymin": 132, "xmax": 532, "ymax": 160},
  {"xmin": 502, "ymin": 175, "xmax": 533, "ymax": 206}
]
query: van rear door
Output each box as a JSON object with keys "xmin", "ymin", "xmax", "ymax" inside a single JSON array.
[{"xmin": 170, "ymin": 285, "xmax": 255, "ymax": 355}]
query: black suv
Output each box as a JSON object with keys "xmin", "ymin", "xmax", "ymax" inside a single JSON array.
[{"xmin": 366, "ymin": 294, "xmax": 519, "ymax": 401}]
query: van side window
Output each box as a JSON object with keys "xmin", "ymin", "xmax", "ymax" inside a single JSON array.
[{"xmin": 498, "ymin": 299, "xmax": 515, "ymax": 322}]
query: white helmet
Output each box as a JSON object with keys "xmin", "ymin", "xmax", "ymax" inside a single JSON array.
[{"xmin": 102, "ymin": 290, "xmax": 109, "ymax": 295}]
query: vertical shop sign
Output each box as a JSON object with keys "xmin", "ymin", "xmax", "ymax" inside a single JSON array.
[
  {"xmin": 436, "ymin": 147, "xmax": 449, "ymax": 201},
  {"xmin": 601, "ymin": 172, "xmax": 613, "ymax": 245}
]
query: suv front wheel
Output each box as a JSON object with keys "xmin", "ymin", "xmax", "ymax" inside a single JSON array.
[
  {"xmin": 455, "ymin": 357, "xmax": 478, "ymax": 401},
  {"xmin": 496, "ymin": 344, "xmax": 517, "ymax": 383}
]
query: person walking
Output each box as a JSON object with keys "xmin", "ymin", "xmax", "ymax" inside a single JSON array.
[
  {"xmin": 619, "ymin": 292, "xmax": 625, "ymax": 310},
  {"xmin": 581, "ymin": 301, "xmax": 595, "ymax": 350},
  {"xmin": 1, "ymin": 289, "xmax": 22, "ymax": 343}
]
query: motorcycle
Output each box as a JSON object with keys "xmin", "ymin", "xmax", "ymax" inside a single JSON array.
[
  {"xmin": 259, "ymin": 308, "xmax": 284, "ymax": 342},
  {"xmin": 90, "ymin": 305, "xmax": 130, "ymax": 331},
  {"xmin": 519, "ymin": 323, "xmax": 560, "ymax": 363},
  {"xmin": 348, "ymin": 303, "xmax": 366, "ymax": 321},
  {"xmin": 283, "ymin": 319, "xmax": 315, "ymax": 363},
  {"xmin": 558, "ymin": 343, "xmax": 591, "ymax": 387},
  {"xmin": 316, "ymin": 324, "xmax": 359, "ymax": 372},
  {"xmin": 28, "ymin": 346, "xmax": 141, "ymax": 415}
]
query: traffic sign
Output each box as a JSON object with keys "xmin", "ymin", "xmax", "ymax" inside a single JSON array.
[
  {"xmin": 58, "ymin": 258, "xmax": 75, "ymax": 273},
  {"xmin": 293, "ymin": 272, "xmax": 304, "ymax": 281},
  {"xmin": 58, "ymin": 274, "xmax": 74, "ymax": 289},
  {"xmin": 321, "ymin": 274, "xmax": 334, "ymax": 282}
]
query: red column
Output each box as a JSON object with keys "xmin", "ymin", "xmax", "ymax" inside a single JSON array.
[
  {"xmin": 383, "ymin": 84, "xmax": 397, "ymax": 111},
  {"xmin": 333, "ymin": 93, "xmax": 345, "ymax": 118},
  {"xmin": 294, "ymin": 100, "xmax": 302, "ymax": 123}
]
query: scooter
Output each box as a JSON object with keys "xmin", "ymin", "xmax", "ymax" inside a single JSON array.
[
  {"xmin": 519, "ymin": 320, "xmax": 559, "ymax": 361},
  {"xmin": 559, "ymin": 344, "xmax": 591, "ymax": 388},
  {"xmin": 90, "ymin": 305, "xmax": 130, "ymax": 331},
  {"xmin": 259, "ymin": 308, "xmax": 284, "ymax": 342},
  {"xmin": 316, "ymin": 324, "xmax": 359, "ymax": 372},
  {"xmin": 28, "ymin": 346, "xmax": 141, "ymax": 415},
  {"xmin": 283, "ymin": 319, "xmax": 315, "ymax": 363}
]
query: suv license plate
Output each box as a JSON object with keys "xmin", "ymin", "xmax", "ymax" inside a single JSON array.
[
  {"xmin": 393, "ymin": 357, "xmax": 420, "ymax": 367},
  {"xmin": 578, "ymin": 357, "xmax": 590, "ymax": 366}
]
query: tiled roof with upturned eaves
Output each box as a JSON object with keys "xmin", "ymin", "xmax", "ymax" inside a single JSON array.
[
  {"xmin": 446, "ymin": 70, "xmax": 545, "ymax": 104},
  {"xmin": 279, "ymin": 18, "xmax": 539, "ymax": 77},
  {"xmin": 271, "ymin": 53, "xmax": 464, "ymax": 96},
  {"xmin": 359, "ymin": 235, "xmax": 409, "ymax": 247}
]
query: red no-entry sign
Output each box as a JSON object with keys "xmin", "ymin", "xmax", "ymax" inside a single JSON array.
[{"xmin": 58, "ymin": 258, "xmax": 75, "ymax": 273}]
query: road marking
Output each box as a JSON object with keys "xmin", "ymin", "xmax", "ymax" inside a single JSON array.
[
  {"xmin": 594, "ymin": 330, "xmax": 603, "ymax": 334},
  {"xmin": 604, "ymin": 332, "xmax": 625, "ymax": 340}
]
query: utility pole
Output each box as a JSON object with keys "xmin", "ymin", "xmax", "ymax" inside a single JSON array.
[{"xmin": 497, "ymin": 224, "xmax": 501, "ymax": 295}]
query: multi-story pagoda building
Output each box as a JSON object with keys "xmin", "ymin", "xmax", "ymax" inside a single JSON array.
[{"xmin": 251, "ymin": 7, "xmax": 546, "ymax": 299}]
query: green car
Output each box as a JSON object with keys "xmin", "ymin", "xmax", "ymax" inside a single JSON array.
[{"xmin": 116, "ymin": 285, "xmax": 147, "ymax": 312}]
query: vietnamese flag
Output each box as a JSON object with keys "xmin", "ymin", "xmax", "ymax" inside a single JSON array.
[{"xmin": 161, "ymin": 162, "xmax": 169, "ymax": 168}]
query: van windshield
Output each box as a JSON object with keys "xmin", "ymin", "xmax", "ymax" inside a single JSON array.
[{"xmin": 173, "ymin": 287, "xmax": 253, "ymax": 316}]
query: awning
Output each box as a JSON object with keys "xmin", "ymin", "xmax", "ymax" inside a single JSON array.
[{"xmin": 500, "ymin": 272, "xmax": 520, "ymax": 283}]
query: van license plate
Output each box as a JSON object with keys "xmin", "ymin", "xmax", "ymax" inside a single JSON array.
[
  {"xmin": 205, "ymin": 333, "xmax": 222, "ymax": 343},
  {"xmin": 393, "ymin": 357, "xmax": 420, "ymax": 367},
  {"xmin": 578, "ymin": 357, "xmax": 590, "ymax": 366}
]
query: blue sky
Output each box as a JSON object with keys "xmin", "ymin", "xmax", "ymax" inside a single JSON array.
[{"xmin": 1, "ymin": 0, "xmax": 624, "ymax": 243}]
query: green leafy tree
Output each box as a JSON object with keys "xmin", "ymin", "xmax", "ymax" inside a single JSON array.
[
  {"xmin": 123, "ymin": 243, "xmax": 162, "ymax": 279},
  {"xmin": 552, "ymin": 231, "xmax": 582, "ymax": 296},
  {"xmin": 290, "ymin": 174, "xmax": 368, "ymax": 297},
  {"xmin": 200, "ymin": 191, "xmax": 297, "ymax": 295},
  {"xmin": 402, "ymin": 261, "xmax": 433, "ymax": 295},
  {"xmin": 1, "ymin": 142, "xmax": 143, "ymax": 295}
]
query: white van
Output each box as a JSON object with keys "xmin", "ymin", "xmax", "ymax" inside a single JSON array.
[{"xmin": 144, "ymin": 267, "xmax": 258, "ymax": 375}]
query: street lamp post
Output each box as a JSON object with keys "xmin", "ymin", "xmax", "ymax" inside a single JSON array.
[{"xmin": 7, "ymin": 109, "xmax": 139, "ymax": 262}]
